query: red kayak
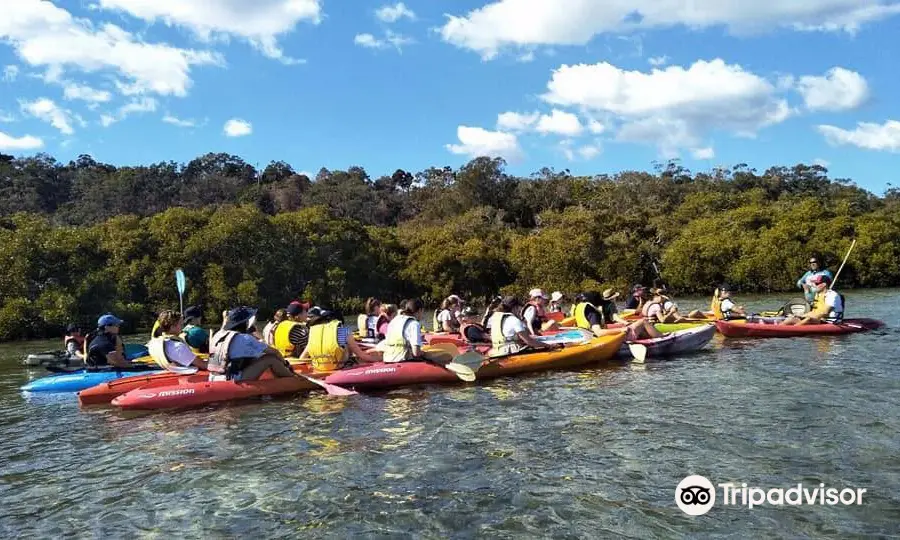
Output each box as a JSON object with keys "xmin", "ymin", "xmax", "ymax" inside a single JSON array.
[
  {"xmin": 715, "ymin": 318, "xmax": 885, "ymax": 338},
  {"xmin": 111, "ymin": 375, "xmax": 320, "ymax": 410}
]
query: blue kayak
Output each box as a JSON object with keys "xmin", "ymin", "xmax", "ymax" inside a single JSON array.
[{"xmin": 21, "ymin": 368, "xmax": 165, "ymax": 393}]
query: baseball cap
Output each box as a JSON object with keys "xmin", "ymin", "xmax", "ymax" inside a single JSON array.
[
  {"xmin": 529, "ymin": 288, "xmax": 547, "ymax": 299},
  {"xmin": 632, "ymin": 284, "xmax": 644, "ymax": 293},
  {"xmin": 811, "ymin": 274, "xmax": 832, "ymax": 286},
  {"xmin": 550, "ymin": 291, "xmax": 564, "ymax": 302},
  {"xmin": 602, "ymin": 288, "xmax": 620, "ymax": 301},
  {"xmin": 66, "ymin": 323, "xmax": 79, "ymax": 333},
  {"xmin": 97, "ymin": 313, "xmax": 124, "ymax": 327},
  {"xmin": 286, "ymin": 301, "xmax": 310, "ymax": 316}
]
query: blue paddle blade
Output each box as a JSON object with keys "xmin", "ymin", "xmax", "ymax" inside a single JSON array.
[{"xmin": 175, "ymin": 268, "xmax": 186, "ymax": 295}]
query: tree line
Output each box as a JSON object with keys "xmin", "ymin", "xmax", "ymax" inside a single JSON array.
[{"xmin": 0, "ymin": 151, "xmax": 898, "ymax": 340}]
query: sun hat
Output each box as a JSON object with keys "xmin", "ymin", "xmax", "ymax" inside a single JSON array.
[
  {"xmin": 602, "ymin": 288, "xmax": 620, "ymax": 301},
  {"xmin": 529, "ymin": 288, "xmax": 548, "ymax": 299},
  {"xmin": 550, "ymin": 291, "xmax": 564, "ymax": 302}
]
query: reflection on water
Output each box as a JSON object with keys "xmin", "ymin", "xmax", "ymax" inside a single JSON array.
[{"xmin": 0, "ymin": 290, "xmax": 898, "ymax": 537}]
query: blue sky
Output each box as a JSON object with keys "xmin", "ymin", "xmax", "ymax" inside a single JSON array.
[{"xmin": 1, "ymin": 1, "xmax": 898, "ymax": 193}]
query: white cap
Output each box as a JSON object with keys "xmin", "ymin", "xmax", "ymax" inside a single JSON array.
[
  {"xmin": 550, "ymin": 291, "xmax": 564, "ymax": 302},
  {"xmin": 529, "ymin": 288, "xmax": 547, "ymax": 299}
]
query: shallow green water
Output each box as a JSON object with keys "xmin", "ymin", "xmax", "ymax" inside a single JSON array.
[{"xmin": 1, "ymin": 290, "xmax": 898, "ymax": 538}]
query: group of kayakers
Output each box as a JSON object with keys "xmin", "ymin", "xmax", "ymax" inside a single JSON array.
[{"xmin": 63, "ymin": 253, "xmax": 848, "ymax": 381}]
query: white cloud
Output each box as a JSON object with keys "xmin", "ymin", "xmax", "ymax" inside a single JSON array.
[
  {"xmin": 648, "ymin": 55, "xmax": 669, "ymax": 66},
  {"xmin": 354, "ymin": 31, "xmax": 413, "ymax": 51},
  {"xmin": 0, "ymin": 0, "xmax": 222, "ymax": 98},
  {"xmin": 692, "ymin": 146, "xmax": 715, "ymax": 159},
  {"xmin": 439, "ymin": 0, "xmax": 900, "ymax": 59},
  {"xmin": 796, "ymin": 67, "xmax": 869, "ymax": 111},
  {"xmin": 446, "ymin": 125, "xmax": 522, "ymax": 161},
  {"xmin": 224, "ymin": 118, "xmax": 253, "ymax": 137},
  {"xmin": 162, "ymin": 114, "xmax": 196, "ymax": 128},
  {"xmin": 98, "ymin": 0, "xmax": 321, "ymax": 63},
  {"xmin": 99, "ymin": 97, "xmax": 158, "ymax": 126},
  {"xmin": 818, "ymin": 120, "xmax": 900, "ymax": 152},
  {"xmin": 376, "ymin": 2, "xmax": 416, "ymax": 23},
  {"xmin": 535, "ymin": 109, "xmax": 583, "ymax": 136},
  {"xmin": 0, "ymin": 131, "xmax": 43, "ymax": 151},
  {"xmin": 541, "ymin": 58, "xmax": 792, "ymax": 156},
  {"xmin": 20, "ymin": 98, "xmax": 75, "ymax": 134},
  {"xmin": 63, "ymin": 82, "xmax": 112, "ymax": 103},
  {"xmin": 3, "ymin": 65, "xmax": 18, "ymax": 82},
  {"xmin": 578, "ymin": 143, "xmax": 602, "ymax": 160},
  {"xmin": 496, "ymin": 111, "xmax": 539, "ymax": 131}
]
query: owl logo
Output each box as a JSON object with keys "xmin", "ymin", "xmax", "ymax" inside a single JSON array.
[{"xmin": 676, "ymin": 475, "xmax": 716, "ymax": 516}]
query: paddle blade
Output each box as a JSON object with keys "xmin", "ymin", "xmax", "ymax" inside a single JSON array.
[
  {"xmin": 300, "ymin": 374, "xmax": 358, "ymax": 396},
  {"xmin": 443, "ymin": 362, "xmax": 476, "ymax": 382},
  {"xmin": 452, "ymin": 350, "xmax": 486, "ymax": 371},
  {"xmin": 175, "ymin": 268, "xmax": 186, "ymax": 295},
  {"xmin": 628, "ymin": 343, "xmax": 648, "ymax": 364}
]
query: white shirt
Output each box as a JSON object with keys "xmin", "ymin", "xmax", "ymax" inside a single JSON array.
[
  {"xmin": 385, "ymin": 315, "xmax": 424, "ymax": 347},
  {"xmin": 645, "ymin": 303, "xmax": 663, "ymax": 319},
  {"xmin": 720, "ymin": 298, "xmax": 736, "ymax": 314},
  {"xmin": 522, "ymin": 305, "xmax": 539, "ymax": 330},
  {"xmin": 164, "ymin": 340, "xmax": 196, "ymax": 367},
  {"xmin": 823, "ymin": 290, "xmax": 843, "ymax": 318},
  {"xmin": 663, "ymin": 300, "xmax": 677, "ymax": 312},
  {"xmin": 499, "ymin": 314, "xmax": 527, "ymax": 341}
]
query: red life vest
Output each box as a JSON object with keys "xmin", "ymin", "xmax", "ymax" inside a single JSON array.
[{"xmin": 64, "ymin": 334, "xmax": 85, "ymax": 350}]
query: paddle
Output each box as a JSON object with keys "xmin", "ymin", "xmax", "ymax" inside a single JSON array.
[
  {"xmin": 421, "ymin": 343, "xmax": 477, "ymax": 382},
  {"xmin": 297, "ymin": 373, "xmax": 358, "ymax": 396},
  {"xmin": 175, "ymin": 268, "xmax": 186, "ymax": 317},
  {"xmin": 629, "ymin": 343, "xmax": 648, "ymax": 363},
  {"xmin": 830, "ymin": 238, "xmax": 856, "ymax": 291}
]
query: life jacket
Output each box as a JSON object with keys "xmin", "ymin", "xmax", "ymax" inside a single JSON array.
[
  {"xmin": 525, "ymin": 301, "xmax": 546, "ymax": 333},
  {"xmin": 573, "ymin": 302, "xmax": 602, "ymax": 330},
  {"xmin": 147, "ymin": 332, "xmax": 195, "ymax": 372},
  {"xmin": 489, "ymin": 311, "xmax": 525, "ymax": 357},
  {"xmin": 84, "ymin": 330, "xmax": 123, "ymax": 367},
  {"xmin": 711, "ymin": 290, "xmax": 725, "ymax": 320},
  {"xmin": 272, "ymin": 320, "xmax": 304, "ymax": 358},
  {"xmin": 64, "ymin": 334, "xmax": 84, "ymax": 352},
  {"xmin": 356, "ymin": 314, "xmax": 371, "ymax": 339},
  {"xmin": 262, "ymin": 321, "xmax": 278, "ymax": 346},
  {"xmin": 375, "ymin": 314, "xmax": 389, "ymax": 339},
  {"xmin": 306, "ymin": 320, "xmax": 346, "ymax": 373},
  {"xmin": 151, "ymin": 320, "xmax": 163, "ymax": 338},
  {"xmin": 207, "ymin": 329, "xmax": 239, "ymax": 378},
  {"xmin": 383, "ymin": 314, "xmax": 415, "ymax": 363},
  {"xmin": 813, "ymin": 290, "xmax": 845, "ymax": 321},
  {"xmin": 548, "ymin": 302, "xmax": 563, "ymax": 313},
  {"xmin": 459, "ymin": 322, "xmax": 488, "ymax": 344},
  {"xmin": 642, "ymin": 300, "xmax": 664, "ymax": 321}
]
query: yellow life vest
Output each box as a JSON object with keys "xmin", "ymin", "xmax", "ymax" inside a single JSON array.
[
  {"xmin": 711, "ymin": 290, "xmax": 725, "ymax": 320},
  {"xmin": 272, "ymin": 320, "xmax": 304, "ymax": 357},
  {"xmin": 306, "ymin": 320, "xmax": 346, "ymax": 373},
  {"xmin": 147, "ymin": 333, "xmax": 192, "ymax": 371},
  {"xmin": 383, "ymin": 314, "xmax": 415, "ymax": 363},
  {"xmin": 489, "ymin": 311, "xmax": 525, "ymax": 357},
  {"xmin": 573, "ymin": 302, "xmax": 597, "ymax": 330},
  {"xmin": 151, "ymin": 320, "xmax": 163, "ymax": 338},
  {"xmin": 357, "ymin": 314, "xmax": 369, "ymax": 338}
]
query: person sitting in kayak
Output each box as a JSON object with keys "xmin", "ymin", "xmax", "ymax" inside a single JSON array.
[
  {"xmin": 713, "ymin": 285, "xmax": 747, "ymax": 320},
  {"xmin": 482, "ymin": 295, "xmax": 503, "ymax": 330},
  {"xmin": 86, "ymin": 313, "xmax": 134, "ymax": 368},
  {"xmin": 797, "ymin": 255, "xmax": 834, "ymax": 304},
  {"xmin": 433, "ymin": 295, "xmax": 461, "ymax": 333},
  {"xmin": 489, "ymin": 296, "xmax": 561, "ymax": 357},
  {"xmin": 357, "ymin": 297, "xmax": 381, "ymax": 340},
  {"xmin": 297, "ymin": 308, "xmax": 377, "ymax": 372},
  {"xmin": 150, "ymin": 310, "xmax": 208, "ymax": 371},
  {"xmin": 624, "ymin": 285, "xmax": 648, "ymax": 311},
  {"xmin": 458, "ymin": 306, "xmax": 488, "ymax": 343},
  {"xmin": 262, "ymin": 308, "xmax": 286, "ymax": 346},
  {"xmin": 522, "ymin": 288, "xmax": 560, "ymax": 336},
  {"xmin": 272, "ymin": 301, "xmax": 310, "ymax": 360},
  {"xmin": 376, "ymin": 303, "xmax": 396, "ymax": 339},
  {"xmin": 643, "ymin": 289, "xmax": 698, "ymax": 323},
  {"xmin": 577, "ymin": 291, "xmax": 662, "ymax": 340},
  {"xmin": 549, "ymin": 291, "xmax": 565, "ymax": 313},
  {"xmin": 64, "ymin": 324, "xmax": 85, "ymax": 361},
  {"xmin": 381, "ymin": 299, "xmax": 427, "ymax": 363},
  {"xmin": 178, "ymin": 305, "xmax": 209, "ymax": 354},
  {"xmin": 781, "ymin": 274, "xmax": 844, "ymax": 326},
  {"xmin": 208, "ymin": 306, "xmax": 297, "ymax": 381}
]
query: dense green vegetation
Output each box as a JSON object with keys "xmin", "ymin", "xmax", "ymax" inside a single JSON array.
[{"xmin": 1, "ymin": 151, "xmax": 898, "ymax": 340}]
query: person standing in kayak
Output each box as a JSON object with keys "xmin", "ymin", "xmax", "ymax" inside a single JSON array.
[
  {"xmin": 86, "ymin": 314, "xmax": 134, "ymax": 368},
  {"xmin": 797, "ymin": 256, "xmax": 834, "ymax": 304},
  {"xmin": 208, "ymin": 306, "xmax": 297, "ymax": 380},
  {"xmin": 381, "ymin": 299, "xmax": 427, "ymax": 363},
  {"xmin": 150, "ymin": 310, "xmax": 208, "ymax": 371},
  {"xmin": 297, "ymin": 308, "xmax": 377, "ymax": 372},
  {"xmin": 781, "ymin": 274, "xmax": 844, "ymax": 326},
  {"xmin": 522, "ymin": 289, "xmax": 560, "ymax": 336},
  {"xmin": 272, "ymin": 301, "xmax": 310, "ymax": 360},
  {"xmin": 489, "ymin": 296, "xmax": 560, "ymax": 357},
  {"xmin": 64, "ymin": 324, "xmax": 85, "ymax": 361}
]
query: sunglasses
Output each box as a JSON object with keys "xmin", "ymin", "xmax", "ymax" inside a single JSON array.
[{"xmin": 809, "ymin": 260, "xmax": 818, "ymax": 264}]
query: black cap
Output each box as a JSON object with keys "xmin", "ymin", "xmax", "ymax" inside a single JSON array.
[
  {"xmin": 720, "ymin": 283, "xmax": 733, "ymax": 292},
  {"xmin": 183, "ymin": 305, "xmax": 203, "ymax": 321},
  {"xmin": 66, "ymin": 323, "xmax": 78, "ymax": 333}
]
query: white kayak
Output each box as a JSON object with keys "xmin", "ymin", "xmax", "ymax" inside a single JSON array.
[{"xmin": 624, "ymin": 324, "xmax": 717, "ymax": 363}]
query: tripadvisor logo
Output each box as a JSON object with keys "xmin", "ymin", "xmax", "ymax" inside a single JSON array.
[{"xmin": 675, "ymin": 475, "xmax": 868, "ymax": 515}]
